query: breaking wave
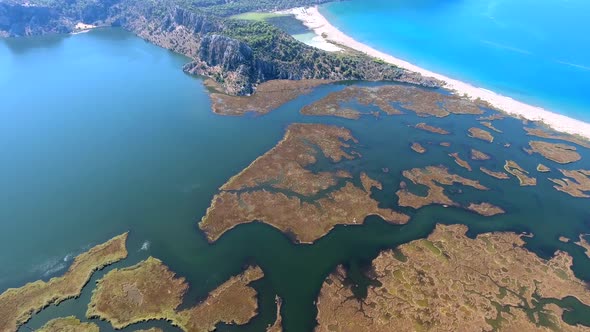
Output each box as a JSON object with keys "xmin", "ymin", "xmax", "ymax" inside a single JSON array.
[{"xmin": 140, "ymin": 240, "xmax": 150, "ymax": 251}]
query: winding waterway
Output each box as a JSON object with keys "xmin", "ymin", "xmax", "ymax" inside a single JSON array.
[{"xmin": 2, "ymin": 29, "xmax": 590, "ymax": 331}]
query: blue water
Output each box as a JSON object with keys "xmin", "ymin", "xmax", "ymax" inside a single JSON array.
[
  {"xmin": 3, "ymin": 28, "xmax": 590, "ymax": 331},
  {"xmin": 320, "ymin": 0, "xmax": 590, "ymax": 121}
]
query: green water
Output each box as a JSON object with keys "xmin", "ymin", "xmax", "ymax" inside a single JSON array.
[{"xmin": 2, "ymin": 29, "xmax": 590, "ymax": 331}]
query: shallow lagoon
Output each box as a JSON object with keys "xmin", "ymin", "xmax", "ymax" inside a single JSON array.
[{"xmin": 1, "ymin": 29, "xmax": 590, "ymax": 331}]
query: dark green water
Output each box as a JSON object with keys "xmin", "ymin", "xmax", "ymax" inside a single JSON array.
[{"xmin": 1, "ymin": 29, "xmax": 590, "ymax": 332}]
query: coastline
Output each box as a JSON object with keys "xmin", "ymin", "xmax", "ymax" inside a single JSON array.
[
  {"xmin": 288, "ymin": 6, "xmax": 590, "ymax": 141},
  {"xmin": 71, "ymin": 22, "xmax": 96, "ymax": 35}
]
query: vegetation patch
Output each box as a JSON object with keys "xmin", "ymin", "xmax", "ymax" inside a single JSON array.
[
  {"xmin": 316, "ymin": 224, "xmax": 590, "ymax": 331},
  {"xmin": 0, "ymin": 233, "xmax": 128, "ymax": 332}
]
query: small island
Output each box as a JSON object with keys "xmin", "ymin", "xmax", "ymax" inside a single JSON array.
[
  {"xmin": 466, "ymin": 202, "xmax": 505, "ymax": 216},
  {"xmin": 87, "ymin": 257, "xmax": 264, "ymax": 331},
  {"xmin": 200, "ymin": 123, "xmax": 409, "ymax": 243},
  {"xmin": 527, "ymin": 141, "xmax": 582, "ymax": 164},
  {"xmin": 549, "ymin": 169, "xmax": 590, "ymax": 198},
  {"xmin": 504, "ymin": 160, "xmax": 537, "ymax": 186},
  {"xmin": 415, "ymin": 123, "xmax": 450, "ymax": 135},
  {"xmin": 480, "ymin": 166, "xmax": 510, "ymax": 180},
  {"xmin": 0, "ymin": 233, "xmax": 128, "ymax": 332},
  {"xmin": 87, "ymin": 257, "xmax": 188, "ymax": 329},
  {"xmin": 449, "ymin": 152, "xmax": 472, "ymax": 171},
  {"xmin": 396, "ymin": 166, "xmax": 501, "ymax": 216},
  {"xmin": 471, "ymin": 149, "xmax": 491, "ymax": 161},
  {"xmin": 468, "ymin": 127, "xmax": 494, "ymax": 143},
  {"xmin": 315, "ymin": 224, "xmax": 590, "ymax": 331},
  {"xmin": 480, "ymin": 121, "xmax": 502, "ymax": 133},
  {"xmin": 537, "ymin": 163, "xmax": 551, "ymax": 172},
  {"xmin": 411, "ymin": 142, "xmax": 426, "ymax": 154},
  {"xmin": 37, "ymin": 316, "xmax": 99, "ymax": 332}
]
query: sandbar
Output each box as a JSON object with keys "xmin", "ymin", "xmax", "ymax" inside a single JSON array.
[
  {"xmin": 527, "ymin": 141, "xmax": 581, "ymax": 164},
  {"xmin": 289, "ymin": 6, "xmax": 590, "ymax": 140}
]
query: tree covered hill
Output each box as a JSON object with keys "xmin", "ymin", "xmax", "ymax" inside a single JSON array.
[{"xmin": 0, "ymin": 0, "xmax": 438, "ymax": 95}]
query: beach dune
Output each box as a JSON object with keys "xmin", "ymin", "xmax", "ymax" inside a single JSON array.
[{"xmin": 288, "ymin": 6, "xmax": 590, "ymax": 140}]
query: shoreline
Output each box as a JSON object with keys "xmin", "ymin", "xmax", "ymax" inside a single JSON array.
[
  {"xmin": 288, "ymin": 6, "xmax": 590, "ymax": 141},
  {"xmin": 71, "ymin": 22, "xmax": 96, "ymax": 35}
]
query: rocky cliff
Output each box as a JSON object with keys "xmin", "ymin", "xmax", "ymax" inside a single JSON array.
[
  {"xmin": 0, "ymin": 0, "xmax": 440, "ymax": 95},
  {"xmin": 0, "ymin": 2, "xmax": 71, "ymax": 37}
]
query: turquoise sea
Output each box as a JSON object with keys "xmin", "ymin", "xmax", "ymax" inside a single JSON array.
[{"xmin": 320, "ymin": 0, "xmax": 590, "ymax": 122}]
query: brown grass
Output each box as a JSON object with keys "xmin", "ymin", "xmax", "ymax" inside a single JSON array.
[{"xmin": 0, "ymin": 233, "xmax": 128, "ymax": 332}]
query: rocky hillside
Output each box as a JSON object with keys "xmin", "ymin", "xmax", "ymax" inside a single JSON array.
[{"xmin": 0, "ymin": 0, "xmax": 440, "ymax": 95}]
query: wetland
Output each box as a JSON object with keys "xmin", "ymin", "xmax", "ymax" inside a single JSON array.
[{"xmin": 2, "ymin": 29, "xmax": 590, "ymax": 332}]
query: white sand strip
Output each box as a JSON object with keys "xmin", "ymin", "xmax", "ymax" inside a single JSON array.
[{"xmin": 288, "ymin": 6, "xmax": 590, "ymax": 140}]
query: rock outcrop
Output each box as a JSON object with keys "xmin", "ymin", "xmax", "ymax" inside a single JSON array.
[
  {"xmin": 0, "ymin": 0, "xmax": 440, "ymax": 95},
  {"xmin": 0, "ymin": 2, "xmax": 71, "ymax": 36}
]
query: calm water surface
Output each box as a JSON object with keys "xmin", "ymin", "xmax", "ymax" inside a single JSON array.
[
  {"xmin": 321, "ymin": 0, "xmax": 590, "ymax": 121},
  {"xmin": 1, "ymin": 29, "xmax": 590, "ymax": 331}
]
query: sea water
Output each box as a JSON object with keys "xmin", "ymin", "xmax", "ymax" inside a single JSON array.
[{"xmin": 320, "ymin": 0, "xmax": 590, "ymax": 121}]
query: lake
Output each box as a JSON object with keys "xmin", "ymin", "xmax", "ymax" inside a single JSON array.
[{"xmin": 1, "ymin": 28, "xmax": 590, "ymax": 331}]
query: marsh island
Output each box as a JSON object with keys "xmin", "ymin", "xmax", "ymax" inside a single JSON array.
[
  {"xmin": 200, "ymin": 123, "xmax": 409, "ymax": 243},
  {"xmin": 316, "ymin": 224, "xmax": 590, "ymax": 331}
]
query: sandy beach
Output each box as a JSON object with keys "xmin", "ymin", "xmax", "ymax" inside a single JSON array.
[
  {"xmin": 288, "ymin": 6, "xmax": 590, "ymax": 140},
  {"xmin": 72, "ymin": 22, "xmax": 96, "ymax": 34}
]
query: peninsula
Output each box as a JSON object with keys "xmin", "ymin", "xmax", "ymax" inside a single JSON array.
[
  {"xmin": 0, "ymin": 0, "xmax": 436, "ymax": 97},
  {"xmin": 301, "ymin": 85, "xmax": 483, "ymax": 119},
  {"xmin": 87, "ymin": 257, "xmax": 264, "ymax": 331},
  {"xmin": 200, "ymin": 123, "xmax": 409, "ymax": 243},
  {"xmin": 6, "ymin": 0, "xmax": 590, "ymax": 143}
]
